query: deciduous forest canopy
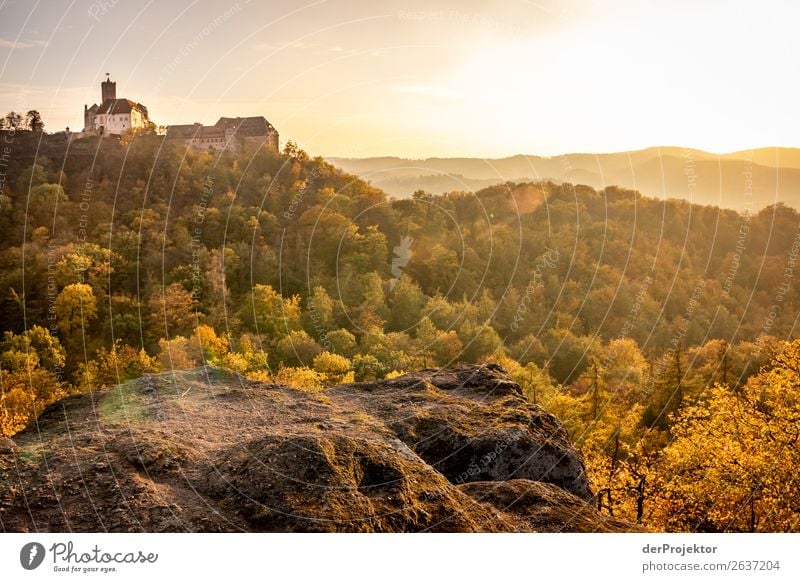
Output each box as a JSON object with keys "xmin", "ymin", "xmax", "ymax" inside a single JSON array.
[{"xmin": 1, "ymin": 129, "xmax": 799, "ymax": 532}]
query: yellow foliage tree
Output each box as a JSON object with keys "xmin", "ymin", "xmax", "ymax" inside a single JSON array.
[
  {"xmin": 54, "ymin": 283, "xmax": 97, "ymax": 337},
  {"xmin": 650, "ymin": 340, "xmax": 800, "ymax": 532},
  {"xmin": 275, "ymin": 366, "xmax": 324, "ymax": 392},
  {"xmin": 312, "ymin": 351, "xmax": 353, "ymax": 385},
  {"xmin": 193, "ymin": 324, "xmax": 229, "ymax": 362},
  {"xmin": 77, "ymin": 340, "xmax": 158, "ymax": 389},
  {"xmin": 0, "ymin": 326, "xmax": 68, "ymax": 436}
]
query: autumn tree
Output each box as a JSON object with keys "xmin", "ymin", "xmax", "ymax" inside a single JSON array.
[
  {"xmin": 388, "ymin": 275, "xmax": 425, "ymax": 332},
  {"xmin": 649, "ymin": 340, "xmax": 800, "ymax": 532},
  {"xmin": 323, "ymin": 328, "xmax": 357, "ymax": 357},
  {"xmin": 542, "ymin": 328, "xmax": 592, "ymax": 385},
  {"xmin": 147, "ymin": 283, "xmax": 197, "ymax": 342},
  {"xmin": 349, "ymin": 354, "xmax": 384, "ymax": 381},
  {"xmin": 224, "ymin": 334, "xmax": 271, "ymax": 381},
  {"xmin": 77, "ymin": 340, "xmax": 157, "ymax": 389},
  {"xmin": 241, "ymin": 284, "xmax": 301, "ymax": 338},
  {"xmin": 26, "ymin": 182, "xmax": 67, "ymax": 228},
  {"xmin": 276, "ymin": 330, "xmax": 322, "ymax": 367},
  {"xmin": 458, "ymin": 321, "xmax": 502, "ymax": 363},
  {"xmin": 0, "ymin": 326, "xmax": 67, "ymax": 436},
  {"xmin": 302, "ymin": 285, "xmax": 335, "ymax": 333},
  {"xmin": 54, "ymin": 283, "xmax": 98, "ymax": 349},
  {"xmin": 417, "ymin": 317, "xmax": 464, "ymax": 366},
  {"xmin": 193, "ymin": 324, "xmax": 229, "ymax": 362},
  {"xmin": 312, "ymin": 351, "xmax": 353, "ymax": 385}
]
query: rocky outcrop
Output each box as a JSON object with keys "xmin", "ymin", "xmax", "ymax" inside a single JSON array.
[
  {"xmin": 329, "ymin": 364, "xmax": 592, "ymax": 500},
  {"xmin": 457, "ymin": 480, "xmax": 634, "ymax": 533},
  {"xmin": 0, "ymin": 365, "xmax": 635, "ymax": 532}
]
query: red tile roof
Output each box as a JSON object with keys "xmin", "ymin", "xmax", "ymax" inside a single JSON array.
[{"xmin": 95, "ymin": 99, "xmax": 148, "ymax": 116}]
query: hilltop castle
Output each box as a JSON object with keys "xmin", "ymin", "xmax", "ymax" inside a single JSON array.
[
  {"xmin": 83, "ymin": 74, "xmax": 151, "ymax": 135},
  {"xmin": 79, "ymin": 75, "xmax": 279, "ymax": 152}
]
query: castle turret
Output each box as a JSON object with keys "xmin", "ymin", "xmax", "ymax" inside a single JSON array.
[{"xmin": 101, "ymin": 74, "xmax": 116, "ymax": 102}]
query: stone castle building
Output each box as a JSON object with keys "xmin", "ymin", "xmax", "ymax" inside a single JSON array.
[
  {"xmin": 77, "ymin": 74, "xmax": 279, "ymax": 152},
  {"xmin": 166, "ymin": 116, "xmax": 279, "ymax": 153},
  {"xmin": 83, "ymin": 75, "xmax": 151, "ymax": 135}
]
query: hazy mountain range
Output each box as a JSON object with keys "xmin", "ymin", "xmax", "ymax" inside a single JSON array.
[{"xmin": 328, "ymin": 147, "xmax": 800, "ymax": 211}]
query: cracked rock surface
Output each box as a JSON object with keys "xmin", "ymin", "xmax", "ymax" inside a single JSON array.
[{"xmin": 0, "ymin": 365, "xmax": 635, "ymax": 532}]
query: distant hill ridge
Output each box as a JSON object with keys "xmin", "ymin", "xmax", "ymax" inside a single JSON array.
[{"xmin": 327, "ymin": 147, "xmax": 800, "ymax": 211}]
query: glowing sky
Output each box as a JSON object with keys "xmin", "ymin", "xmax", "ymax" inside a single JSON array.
[{"xmin": 0, "ymin": 0, "xmax": 797, "ymax": 157}]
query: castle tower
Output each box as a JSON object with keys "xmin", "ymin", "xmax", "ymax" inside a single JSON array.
[{"xmin": 101, "ymin": 73, "xmax": 116, "ymax": 102}]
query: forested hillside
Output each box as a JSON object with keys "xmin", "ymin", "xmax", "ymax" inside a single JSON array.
[{"xmin": 1, "ymin": 130, "xmax": 799, "ymax": 531}]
